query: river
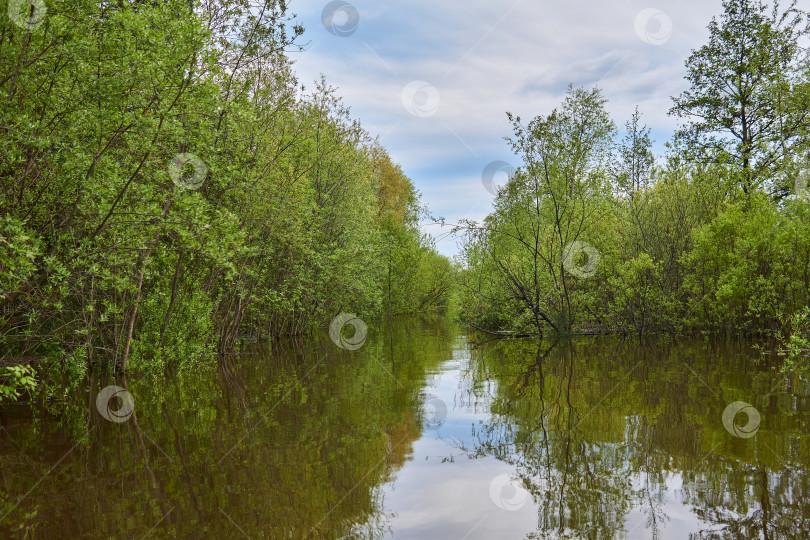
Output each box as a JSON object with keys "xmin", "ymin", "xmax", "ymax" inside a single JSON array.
[{"xmin": 1, "ymin": 315, "xmax": 808, "ymax": 538}]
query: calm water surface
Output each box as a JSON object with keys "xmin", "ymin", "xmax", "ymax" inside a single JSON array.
[{"xmin": 1, "ymin": 316, "xmax": 809, "ymax": 538}]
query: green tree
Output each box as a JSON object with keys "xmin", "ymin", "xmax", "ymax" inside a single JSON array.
[
  {"xmin": 670, "ymin": 0, "xmax": 810, "ymax": 196},
  {"xmin": 458, "ymin": 87, "xmax": 615, "ymax": 335},
  {"xmin": 612, "ymin": 106, "xmax": 655, "ymax": 197},
  {"xmin": 0, "ymin": 0, "xmax": 450, "ymax": 386}
]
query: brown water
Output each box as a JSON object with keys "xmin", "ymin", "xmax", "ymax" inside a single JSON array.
[{"xmin": 1, "ymin": 315, "xmax": 808, "ymax": 539}]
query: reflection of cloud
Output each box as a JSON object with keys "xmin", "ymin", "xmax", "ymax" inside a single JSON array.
[{"xmin": 381, "ymin": 442, "xmax": 539, "ymax": 537}]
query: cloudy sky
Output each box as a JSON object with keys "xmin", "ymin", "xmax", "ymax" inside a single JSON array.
[{"xmin": 289, "ymin": 0, "xmax": 724, "ymax": 257}]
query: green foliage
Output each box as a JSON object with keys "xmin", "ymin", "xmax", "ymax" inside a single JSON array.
[
  {"xmin": 0, "ymin": 0, "xmax": 450, "ymax": 385},
  {"xmin": 778, "ymin": 308, "xmax": 810, "ymax": 371},
  {"xmin": 0, "ymin": 365, "xmax": 37, "ymax": 402},
  {"xmin": 458, "ymin": 86, "xmax": 615, "ymax": 335},
  {"xmin": 0, "ymin": 217, "xmax": 41, "ymax": 301},
  {"xmin": 458, "ymin": 0, "xmax": 810, "ymax": 361},
  {"xmin": 607, "ymin": 253, "xmax": 668, "ymax": 335},
  {"xmin": 683, "ymin": 193, "xmax": 810, "ymax": 333},
  {"xmin": 670, "ymin": 0, "xmax": 810, "ymax": 195}
]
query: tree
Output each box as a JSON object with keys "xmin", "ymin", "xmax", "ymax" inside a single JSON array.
[
  {"xmin": 0, "ymin": 0, "xmax": 450, "ymax": 381},
  {"xmin": 670, "ymin": 0, "xmax": 810, "ymax": 196},
  {"xmin": 610, "ymin": 107, "xmax": 656, "ymax": 259},
  {"xmin": 612, "ymin": 107, "xmax": 655, "ymax": 197},
  {"xmin": 458, "ymin": 87, "xmax": 615, "ymax": 335}
]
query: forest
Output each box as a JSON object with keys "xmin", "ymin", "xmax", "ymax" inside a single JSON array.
[
  {"xmin": 2, "ymin": 0, "xmax": 810, "ymax": 400},
  {"xmin": 0, "ymin": 0, "xmax": 452, "ymax": 396},
  {"xmin": 456, "ymin": 0, "xmax": 810, "ymax": 352},
  {"xmin": 2, "ymin": 1, "xmax": 810, "ymax": 538}
]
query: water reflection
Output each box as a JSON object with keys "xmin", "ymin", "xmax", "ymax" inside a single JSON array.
[
  {"xmin": 462, "ymin": 338, "xmax": 810, "ymax": 539},
  {"xmin": 0, "ymin": 315, "xmax": 455, "ymax": 538},
  {"xmin": 0, "ymin": 319, "xmax": 809, "ymax": 539}
]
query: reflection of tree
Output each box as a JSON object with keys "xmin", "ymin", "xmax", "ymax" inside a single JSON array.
[
  {"xmin": 3, "ymin": 325, "xmax": 809, "ymax": 538},
  {"xmin": 0, "ymin": 316, "xmax": 454, "ymax": 539},
  {"xmin": 465, "ymin": 336, "xmax": 810, "ymax": 539},
  {"xmin": 626, "ymin": 416, "xmax": 670, "ymax": 538},
  {"xmin": 469, "ymin": 340, "xmax": 635, "ymax": 538},
  {"xmin": 685, "ymin": 462, "xmax": 810, "ymax": 539}
]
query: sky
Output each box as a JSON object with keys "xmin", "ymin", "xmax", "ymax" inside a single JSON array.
[{"xmin": 288, "ymin": 0, "xmax": 725, "ymax": 257}]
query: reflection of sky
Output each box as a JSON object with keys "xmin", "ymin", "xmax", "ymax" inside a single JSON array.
[
  {"xmin": 625, "ymin": 473, "xmax": 711, "ymax": 539},
  {"xmin": 374, "ymin": 342, "xmax": 743, "ymax": 539},
  {"xmin": 290, "ymin": 0, "xmax": 724, "ymax": 256},
  {"xmin": 380, "ymin": 345, "xmax": 542, "ymax": 539}
]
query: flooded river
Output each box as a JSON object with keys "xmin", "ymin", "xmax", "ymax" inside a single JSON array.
[{"xmin": 1, "ymin": 315, "xmax": 808, "ymax": 538}]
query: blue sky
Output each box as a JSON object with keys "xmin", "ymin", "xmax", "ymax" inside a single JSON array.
[{"xmin": 289, "ymin": 0, "xmax": 724, "ymax": 257}]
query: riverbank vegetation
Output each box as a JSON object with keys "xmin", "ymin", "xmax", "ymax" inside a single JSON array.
[
  {"xmin": 0, "ymin": 0, "xmax": 451, "ymax": 391},
  {"xmin": 3, "ymin": 0, "xmax": 810, "ymax": 403},
  {"xmin": 456, "ymin": 0, "xmax": 810, "ymax": 347}
]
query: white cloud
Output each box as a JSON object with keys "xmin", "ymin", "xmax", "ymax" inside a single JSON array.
[{"xmin": 291, "ymin": 0, "xmax": 724, "ymax": 255}]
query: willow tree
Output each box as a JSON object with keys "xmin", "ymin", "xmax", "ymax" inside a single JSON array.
[{"xmin": 459, "ymin": 87, "xmax": 615, "ymax": 335}]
